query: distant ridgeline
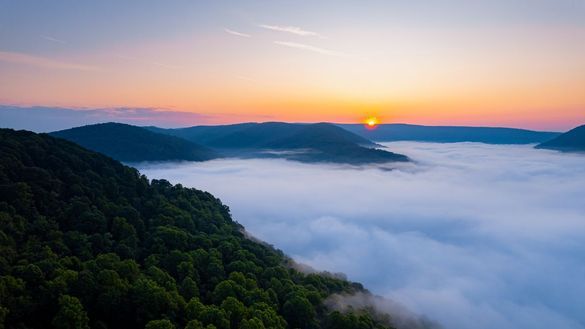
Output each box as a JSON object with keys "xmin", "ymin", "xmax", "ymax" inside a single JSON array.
[
  {"xmin": 535, "ymin": 124, "xmax": 585, "ymax": 152},
  {"xmin": 338, "ymin": 124, "xmax": 560, "ymax": 144},
  {"xmin": 51, "ymin": 123, "xmax": 218, "ymax": 162},
  {"xmin": 148, "ymin": 122, "xmax": 408, "ymax": 164},
  {"xmin": 51, "ymin": 122, "xmax": 409, "ymax": 165},
  {"xmin": 0, "ymin": 129, "xmax": 438, "ymax": 329}
]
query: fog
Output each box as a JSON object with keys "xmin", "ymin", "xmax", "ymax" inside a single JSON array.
[{"xmin": 138, "ymin": 142, "xmax": 585, "ymax": 329}]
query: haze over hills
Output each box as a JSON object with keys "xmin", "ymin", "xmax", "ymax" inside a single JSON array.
[
  {"xmin": 149, "ymin": 122, "xmax": 409, "ymax": 164},
  {"xmin": 51, "ymin": 123, "xmax": 218, "ymax": 162},
  {"xmin": 149, "ymin": 122, "xmax": 376, "ymax": 149},
  {"xmin": 536, "ymin": 124, "xmax": 585, "ymax": 152},
  {"xmin": 0, "ymin": 128, "xmax": 440, "ymax": 329},
  {"xmin": 339, "ymin": 124, "xmax": 560, "ymax": 144}
]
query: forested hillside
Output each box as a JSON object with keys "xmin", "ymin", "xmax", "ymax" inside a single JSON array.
[{"xmin": 0, "ymin": 129, "xmax": 401, "ymax": 329}]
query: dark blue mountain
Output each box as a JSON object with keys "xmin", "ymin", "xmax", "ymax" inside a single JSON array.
[
  {"xmin": 51, "ymin": 122, "xmax": 218, "ymax": 162},
  {"xmin": 536, "ymin": 124, "xmax": 585, "ymax": 152},
  {"xmin": 338, "ymin": 123, "xmax": 559, "ymax": 144},
  {"xmin": 148, "ymin": 122, "xmax": 408, "ymax": 164}
]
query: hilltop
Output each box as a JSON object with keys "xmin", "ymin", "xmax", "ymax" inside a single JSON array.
[
  {"xmin": 149, "ymin": 122, "xmax": 408, "ymax": 165},
  {"xmin": 536, "ymin": 124, "xmax": 585, "ymax": 152},
  {"xmin": 51, "ymin": 122, "xmax": 218, "ymax": 162},
  {"xmin": 339, "ymin": 123, "xmax": 560, "ymax": 144}
]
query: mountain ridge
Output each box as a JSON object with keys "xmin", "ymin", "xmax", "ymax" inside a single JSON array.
[
  {"xmin": 148, "ymin": 122, "xmax": 376, "ymax": 149},
  {"xmin": 338, "ymin": 123, "xmax": 560, "ymax": 144},
  {"xmin": 536, "ymin": 124, "xmax": 585, "ymax": 152},
  {"xmin": 51, "ymin": 122, "xmax": 218, "ymax": 162},
  {"xmin": 149, "ymin": 122, "xmax": 409, "ymax": 164}
]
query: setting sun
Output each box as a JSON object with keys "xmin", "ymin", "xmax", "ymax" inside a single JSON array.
[{"xmin": 365, "ymin": 117, "xmax": 380, "ymax": 128}]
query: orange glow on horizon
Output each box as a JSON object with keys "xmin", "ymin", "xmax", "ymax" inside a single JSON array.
[
  {"xmin": 364, "ymin": 117, "xmax": 380, "ymax": 129},
  {"xmin": 0, "ymin": 20, "xmax": 583, "ymax": 132}
]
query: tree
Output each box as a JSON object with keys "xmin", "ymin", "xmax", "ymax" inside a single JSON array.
[
  {"xmin": 131, "ymin": 278, "xmax": 177, "ymax": 324},
  {"xmin": 180, "ymin": 277, "xmax": 199, "ymax": 300},
  {"xmin": 0, "ymin": 306, "xmax": 9, "ymax": 329},
  {"xmin": 283, "ymin": 295, "xmax": 316, "ymax": 329},
  {"xmin": 185, "ymin": 320, "xmax": 204, "ymax": 329},
  {"xmin": 145, "ymin": 319, "xmax": 175, "ymax": 329},
  {"xmin": 185, "ymin": 298, "xmax": 205, "ymax": 321},
  {"xmin": 199, "ymin": 305, "xmax": 229, "ymax": 329},
  {"xmin": 52, "ymin": 295, "xmax": 89, "ymax": 329},
  {"xmin": 240, "ymin": 318, "xmax": 265, "ymax": 329},
  {"xmin": 211, "ymin": 280, "xmax": 239, "ymax": 304},
  {"xmin": 248, "ymin": 303, "xmax": 286, "ymax": 329},
  {"xmin": 220, "ymin": 297, "xmax": 245, "ymax": 328}
]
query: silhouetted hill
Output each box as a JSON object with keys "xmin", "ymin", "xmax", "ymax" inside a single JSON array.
[
  {"xmin": 338, "ymin": 124, "xmax": 560, "ymax": 144},
  {"xmin": 0, "ymin": 128, "xmax": 436, "ymax": 329},
  {"xmin": 536, "ymin": 124, "xmax": 585, "ymax": 152},
  {"xmin": 51, "ymin": 122, "xmax": 218, "ymax": 162},
  {"xmin": 149, "ymin": 122, "xmax": 408, "ymax": 164},
  {"xmin": 150, "ymin": 122, "xmax": 375, "ymax": 149}
]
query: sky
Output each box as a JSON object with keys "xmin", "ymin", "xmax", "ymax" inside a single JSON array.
[
  {"xmin": 0, "ymin": 0, "xmax": 584, "ymax": 130},
  {"xmin": 138, "ymin": 143, "xmax": 585, "ymax": 329}
]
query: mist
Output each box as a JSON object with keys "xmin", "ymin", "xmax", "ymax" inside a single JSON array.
[{"xmin": 137, "ymin": 142, "xmax": 585, "ymax": 329}]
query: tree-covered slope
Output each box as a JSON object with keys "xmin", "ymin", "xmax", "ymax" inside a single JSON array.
[
  {"xmin": 149, "ymin": 123, "xmax": 408, "ymax": 164},
  {"xmin": 0, "ymin": 129, "xmax": 405, "ymax": 329},
  {"xmin": 51, "ymin": 123, "xmax": 218, "ymax": 162},
  {"xmin": 536, "ymin": 124, "xmax": 585, "ymax": 152}
]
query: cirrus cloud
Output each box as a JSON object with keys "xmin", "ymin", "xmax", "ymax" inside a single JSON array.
[
  {"xmin": 0, "ymin": 50, "xmax": 97, "ymax": 71},
  {"xmin": 224, "ymin": 28, "xmax": 251, "ymax": 38},
  {"xmin": 274, "ymin": 41, "xmax": 348, "ymax": 57},
  {"xmin": 259, "ymin": 24, "xmax": 323, "ymax": 37}
]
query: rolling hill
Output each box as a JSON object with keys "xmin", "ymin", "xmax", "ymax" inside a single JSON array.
[
  {"xmin": 51, "ymin": 122, "xmax": 218, "ymax": 162},
  {"xmin": 0, "ymin": 128, "xmax": 440, "ymax": 329},
  {"xmin": 148, "ymin": 122, "xmax": 376, "ymax": 149},
  {"xmin": 536, "ymin": 124, "xmax": 585, "ymax": 152},
  {"xmin": 338, "ymin": 124, "xmax": 560, "ymax": 144},
  {"xmin": 149, "ymin": 122, "xmax": 408, "ymax": 164}
]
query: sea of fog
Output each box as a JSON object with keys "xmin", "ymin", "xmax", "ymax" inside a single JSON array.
[{"xmin": 137, "ymin": 142, "xmax": 585, "ymax": 329}]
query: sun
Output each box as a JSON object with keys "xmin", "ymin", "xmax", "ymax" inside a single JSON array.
[{"xmin": 364, "ymin": 117, "xmax": 380, "ymax": 129}]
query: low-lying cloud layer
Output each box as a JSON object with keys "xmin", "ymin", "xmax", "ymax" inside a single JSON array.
[{"xmin": 138, "ymin": 142, "xmax": 585, "ymax": 329}]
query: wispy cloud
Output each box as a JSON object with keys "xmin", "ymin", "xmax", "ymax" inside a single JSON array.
[
  {"xmin": 274, "ymin": 41, "xmax": 347, "ymax": 57},
  {"xmin": 0, "ymin": 50, "xmax": 97, "ymax": 71},
  {"xmin": 115, "ymin": 54, "xmax": 182, "ymax": 70},
  {"xmin": 224, "ymin": 28, "xmax": 251, "ymax": 38},
  {"xmin": 41, "ymin": 35, "xmax": 67, "ymax": 44},
  {"xmin": 260, "ymin": 24, "xmax": 322, "ymax": 37}
]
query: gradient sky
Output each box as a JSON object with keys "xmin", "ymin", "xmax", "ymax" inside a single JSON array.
[{"xmin": 0, "ymin": 0, "xmax": 584, "ymax": 129}]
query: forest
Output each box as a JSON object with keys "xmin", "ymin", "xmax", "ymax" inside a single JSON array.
[{"xmin": 0, "ymin": 129, "xmax": 396, "ymax": 329}]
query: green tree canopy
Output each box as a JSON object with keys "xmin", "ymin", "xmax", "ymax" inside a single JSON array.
[{"xmin": 0, "ymin": 129, "xmax": 399, "ymax": 329}]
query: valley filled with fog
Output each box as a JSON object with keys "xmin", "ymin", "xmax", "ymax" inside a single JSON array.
[{"xmin": 138, "ymin": 142, "xmax": 585, "ymax": 329}]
